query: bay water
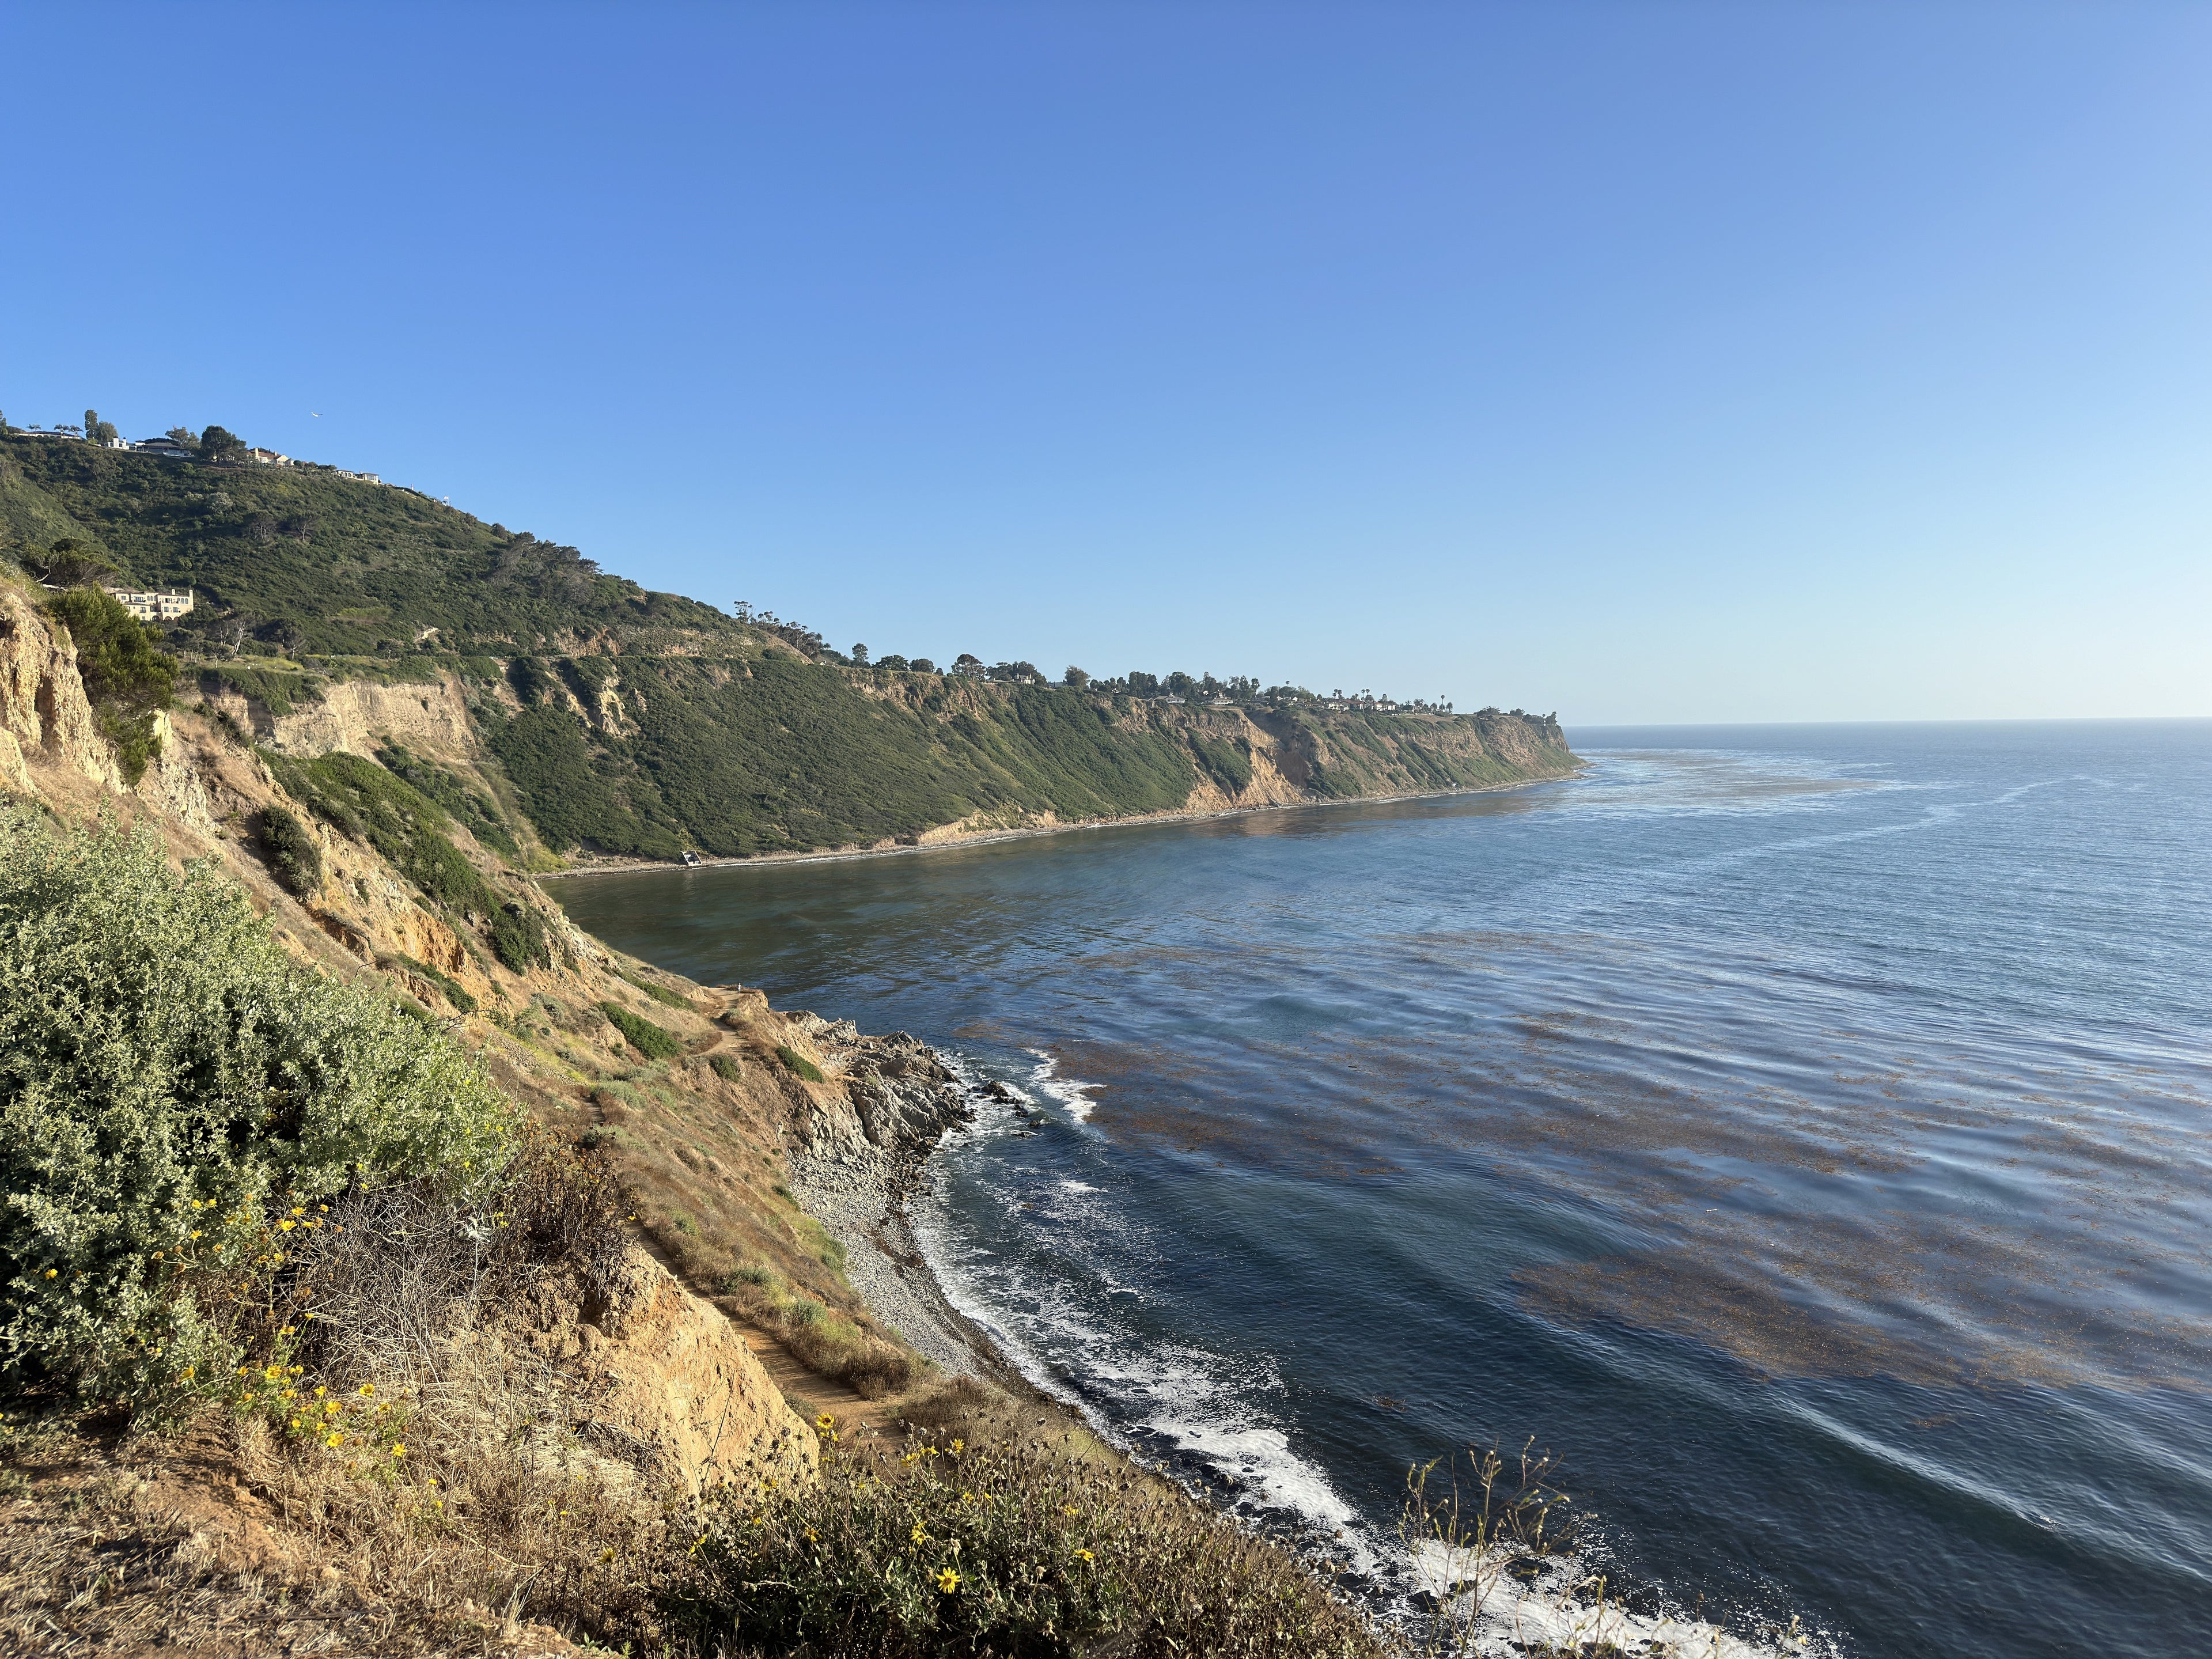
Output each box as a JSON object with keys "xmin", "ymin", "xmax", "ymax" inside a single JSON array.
[{"xmin": 555, "ymin": 721, "xmax": 2212, "ymax": 1657}]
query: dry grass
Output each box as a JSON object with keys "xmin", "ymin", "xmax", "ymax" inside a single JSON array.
[
  {"xmin": 0, "ymin": 1423, "xmax": 606, "ymax": 1656},
  {"xmin": 0, "ymin": 1126, "xmax": 688, "ymax": 1654},
  {"xmin": 672, "ymin": 1416, "xmax": 1385, "ymax": 1659}
]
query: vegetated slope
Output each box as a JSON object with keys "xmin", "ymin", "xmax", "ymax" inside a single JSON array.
[
  {"xmin": 491, "ymin": 660, "xmax": 1206, "ymax": 858},
  {"xmin": 0, "ymin": 435, "xmax": 735, "ymax": 653},
  {"xmin": 487, "ymin": 656, "xmax": 1576, "ymax": 858},
  {"xmin": 2, "ymin": 432, "xmax": 1578, "ymax": 863},
  {"xmin": 0, "ymin": 576, "xmax": 1392, "ymax": 1659}
]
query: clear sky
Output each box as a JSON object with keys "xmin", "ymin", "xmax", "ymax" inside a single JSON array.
[{"xmin": 4, "ymin": 3, "xmax": 2207, "ymax": 723}]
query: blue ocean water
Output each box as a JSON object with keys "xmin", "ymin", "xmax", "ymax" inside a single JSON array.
[{"xmin": 556, "ymin": 721, "xmax": 2212, "ymax": 1657}]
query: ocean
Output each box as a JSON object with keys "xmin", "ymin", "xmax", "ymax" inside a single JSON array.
[{"xmin": 554, "ymin": 720, "xmax": 2212, "ymax": 1658}]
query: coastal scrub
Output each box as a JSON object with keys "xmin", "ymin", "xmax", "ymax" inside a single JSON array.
[
  {"xmin": 677, "ymin": 1423, "xmax": 1382, "ymax": 1658},
  {"xmin": 777, "ymin": 1044, "xmax": 827, "ymax": 1084},
  {"xmin": 0, "ymin": 809, "xmax": 515, "ymax": 1412},
  {"xmin": 602, "ymin": 1000, "xmax": 682, "ymax": 1059}
]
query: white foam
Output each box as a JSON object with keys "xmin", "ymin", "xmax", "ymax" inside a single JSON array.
[
  {"xmin": 1028, "ymin": 1048, "xmax": 1102, "ymax": 1122},
  {"xmin": 915, "ymin": 1042, "xmax": 1824, "ymax": 1659},
  {"xmin": 1408, "ymin": 1537, "xmax": 1825, "ymax": 1657},
  {"xmin": 931, "ymin": 1049, "xmax": 1037, "ymax": 1142}
]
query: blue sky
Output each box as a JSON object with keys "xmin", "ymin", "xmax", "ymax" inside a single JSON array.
[{"xmin": 3, "ymin": 2, "xmax": 2207, "ymax": 722}]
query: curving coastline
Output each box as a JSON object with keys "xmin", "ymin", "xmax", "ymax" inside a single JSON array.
[{"xmin": 537, "ymin": 770, "xmax": 1589, "ymax": 881}]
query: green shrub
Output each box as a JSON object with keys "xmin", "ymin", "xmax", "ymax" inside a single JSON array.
[
  {"xmin": 708, "ymin": 1051, "xmax": 744, "ymax": 1083},
  {"xmin": 1192, "ymin": 732, "xmax": 1254, "ymax": 795},
  {"xmin": 490, "ymin": 901, "xmax": 552, "ymax": 972},
  {"xmin": 777, "ymin": 1044, "xmax": 826, "ymax": 1084},
  {"xmin": 600, "ymin": 1001, "xmax": 680, "ymax": 1060},
  {"xmin": 0, "ymin": 809, "xmax": 516, "ymax": 1411},
  {"xmin": 616, "ymin": 967, "xmax": 692, "ymax": 1010},
  {"xmin": 373, "ymin": 741, "xmax": 520, "ymax": 859},
  {"xmin": 676, "ymin": 1428, "xmax": 1381, "ymax": 1658},
  {"xmin": 266, "ymin": 749, "xmax": 552, "ymax": 971},
  {"xmin": 45, "ymin": 587, "xmax": 176, "ymax": 785},
  {"xmin": 265, "ymin": 750, "xmax": 489, "ymax": 911},
  {"xmin": 195, "ymin": 663, "xmax": 325, "ymax": 717},
  {"xmin": 386, "ymin": 952, "xmax": 476, "ymax": 1014},
  {"xmin": 256, "ymin": 804, "xmax": 323, "ymax": 899}
]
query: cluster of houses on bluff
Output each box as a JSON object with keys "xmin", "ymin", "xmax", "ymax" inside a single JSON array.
[
  {"xmin": 5, "ymin": 418, "xmax": 389, "ymax": 622},
  {"xmin": 10, "ymin": 422, "xmax": 1461, "ymax": 713},
  {"xmin": 8, "ymin": 421, "xmax": 382, "ymax": 484}
]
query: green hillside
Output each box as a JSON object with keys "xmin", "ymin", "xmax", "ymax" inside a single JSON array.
[
  {"xmin": 0, "ymin": 435, "xmax": 733, "ymax": 653},
  {"xmin": 491, "ymin": 660, "xmax": 1210, "ymax": 858},
  {"xmin": 0, "ymin": 431, "xmax": 1578, "ymax": 862}
]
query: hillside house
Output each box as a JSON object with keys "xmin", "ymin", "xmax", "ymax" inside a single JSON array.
[
  {"xmin": 132, "ymin": 437, "xmax": 192, "ymax": 459},
  {"xmin": 104, "ymin": 586, "xmax": 195, "ymax": 623},
  {"xmin": 247, "ymin": 447, "xmax": 293, "ymax": 466}
]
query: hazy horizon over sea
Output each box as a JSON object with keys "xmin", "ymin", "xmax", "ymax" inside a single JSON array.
[{"xmin": 557, "ymin": 719, "xmax": 2212, "ymax": 1658}]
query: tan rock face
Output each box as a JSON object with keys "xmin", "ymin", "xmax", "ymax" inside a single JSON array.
[
  {"xmin": 132, "ymin": 711, "xmax": 218, "ymax": 836},
  {"xmin": 583, "ymin": 1254, "xmax": 816, "ymax": 1496},
  {"xmin": 0, "ymin": 585, "xmax": 120, "ymax": 791},
  {"xmin": 266, "ymin": 674, "xmax": 479, "ymax": 760}
]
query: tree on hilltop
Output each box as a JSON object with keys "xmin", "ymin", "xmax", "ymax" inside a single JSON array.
[
  {"xmin": 197, "ymin": 426, "xmax": 246, "ymax": 463},
  {"xmin": 851, "ymin": 643, "xmax": 870, "ymax": 666},
  {"xmin": 166, "ymin": 426, "xmax": 198, "ymax": 450},
  {"xmin": 1064, "ymin": 666, "xmax": 1090, "ymax": 690}
]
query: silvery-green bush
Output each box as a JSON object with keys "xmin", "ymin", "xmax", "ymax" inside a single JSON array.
[{"xmin": 0, "ymin": 807, "xmax": 516, "ymax": 1410}]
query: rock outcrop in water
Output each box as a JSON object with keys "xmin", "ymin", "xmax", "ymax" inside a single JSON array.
[{"xmin": 779, "ymin": 1012, "xmax": 974, "ymax": 1173}]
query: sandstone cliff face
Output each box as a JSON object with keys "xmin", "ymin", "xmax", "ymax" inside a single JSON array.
[
  {"xmin": 0, "ymin": 592, "xmax": 829, "ymax": 1497},
  {"xmin": 0, "ymin": 585, "xmax": 120, "ymax": 793},
  {"xmin": 264, "ymin": 674, "xmax": 481, "ymax": 760},
  {"xmin": 573, "ymin": 1253, "xmax": 817, "ymax": 1495}
]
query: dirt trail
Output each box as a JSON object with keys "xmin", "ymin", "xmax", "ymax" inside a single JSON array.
[{"xmin": 737, "ymin": 1324, "xmax": 900, "ymax": 1433}]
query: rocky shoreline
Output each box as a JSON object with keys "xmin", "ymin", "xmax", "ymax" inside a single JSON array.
[{"xmin": 776, "ymin": 1014, "xmax": 1022, "ymax": 1388}]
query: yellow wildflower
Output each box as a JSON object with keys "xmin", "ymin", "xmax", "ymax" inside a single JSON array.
[{"xmin": 935, "ymin": 1568, "xmax": 961, "ymax": 1594}]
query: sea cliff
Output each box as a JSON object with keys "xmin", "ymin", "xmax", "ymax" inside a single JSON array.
[
  {"xmin": 3, "ymin": 434, "xmax": 1577, "ymax": 868},
  {"xmin": 0, "ymin": 566, "xmax": 1394, "ymax": 1656}
]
